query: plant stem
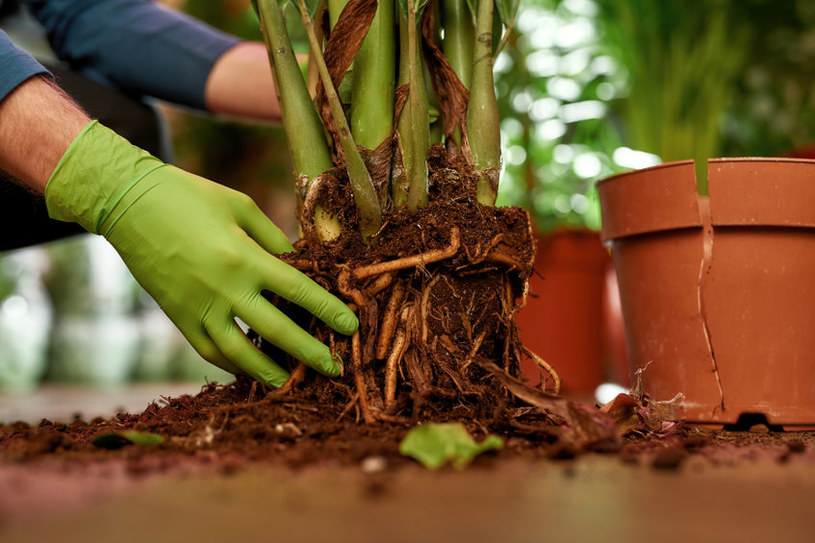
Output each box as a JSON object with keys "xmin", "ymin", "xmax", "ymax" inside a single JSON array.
[
  {"xmin": 425, "ymin": 0, "xmax": 443, "ymax": 146},
  {"xmin": 397, "ymin": 0, "xmax": 429, "ymax": 210},
  {"xmin": 441, "ymin": 0, "xmax": 474, "ymax": 89},
  {"xmin": 296, "ymin": 0, "xmax": 383, "ymax": 240},
  {"xmin": 306, "ymin": 0, "xmax": 328, "ymax": 98},
  {"xmin": 351, "ymin": 0, "xmax": 396, "ymax": 150},
  {"xmin": 328, "ymin": 0, "xmax": 349, "ymax": 28},
  {"xmin": 440, "ymin": 0, "xmax": 473, "ymax": 147},
  {"xmin": 495, "ymin": 22, "xmax": 514, "ymax": 56},
  {"xmin": 256, "ymin": 0, "xmax": 333, "ymax": 191},
  {"xmin": 466, "ymin": 0, "xmax": 501, "ymax": 206}
]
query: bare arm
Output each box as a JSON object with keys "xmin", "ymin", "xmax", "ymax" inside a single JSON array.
[
  {"xmin": 0, "ymin": 75, "xmax": 90, "ymax": 193},
  {"xmin": 204, "ymin": 42, "xmax": 282, "ymax": 122},
  {"xmin": 0, "ymin": 45, "xmax": 284, "ymax": 193}
]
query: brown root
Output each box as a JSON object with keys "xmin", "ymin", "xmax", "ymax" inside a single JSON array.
[
  {"xmin": 273, "ymin": 217, "xmax": 549, "ymax": 425},
  {"xmin": 485, "ymin": 249, "xmax": 525, "ymax": 272},
  {"xmin": 376, "ymin": 280, "xmax": 408, "ymax": 359},
  {"xmin": 301, "ymin": 225, "xmax": 551, "ymax": 425},
  {"xmin": 248, "ymin": 159, "xmax": 592, "ymax": 441},
  {"xmin": 384, "ymin": 306, "xmax": 411, "ymax": 409},
  {"xmin": 350, "ymin": 331, "xmax": 375, "ymax": 425},
  {"xmin": 271, "ymin": 363, "xmax": 307, "ymax": 396},
  {"xmin": 352, "ymin": 227, "xmax": 461, "ymax": 279},
  {"xmin": 461, "ymin": 331, "xmax": 487, "ymax": 372},
  {"xmin": 521, "ymin": 346, "xmax": 561, "ymax": 396}
]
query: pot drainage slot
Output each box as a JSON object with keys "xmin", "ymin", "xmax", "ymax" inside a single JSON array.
[{"xmin": 722, "ymin": 413, "xmax": 784, "ymax": 432}]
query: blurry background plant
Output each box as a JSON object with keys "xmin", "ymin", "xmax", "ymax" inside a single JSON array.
[
  {"xmin": 494, "ymin": 0, "xmax": 625, "ymax": 231},
  {"xmin": 597, "ymin": 0, "xmax": 750, "ymax": 169},
  {"xmin": 497, "ymin": 0, "xmax": 815, "ymax": 228},
  {"xmin": 721, "ymin": 0, "xmax": 815, "ymax": 158}
]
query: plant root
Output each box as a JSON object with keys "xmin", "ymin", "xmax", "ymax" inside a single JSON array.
[
  {"xmin": 522, "ymin": 346, "xmax": 561, "ymax": 396},
  {"xmin": 252, "ymin": 194, "xmax": 583, "ymax": 438},
  {"xmin": 271, "ymin": 363, "xmax": 308, "ymax": 396},
  {"xmin": 352, "ymin": 227, "xmax": 461, "ymax": 279},
  {"xmin": 376, "ymin": 279, "xmax": 407, "ymax": 359},
  {"xmin": 384, "ymin": 306, "xmax": 412, "ymax": 408},
  {"xmin": 350, "ymin": 331, "xmax": 375, "ymax": 425}
]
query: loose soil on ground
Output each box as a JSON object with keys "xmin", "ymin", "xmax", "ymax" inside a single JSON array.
[{"xmin": 1, "ymin": 378, "xmax": 813, "ymax": 476}]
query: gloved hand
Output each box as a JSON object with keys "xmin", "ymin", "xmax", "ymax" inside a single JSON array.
[{"xmin": 45, "ymin": 121, "xmax": 357, "ymax": 387}]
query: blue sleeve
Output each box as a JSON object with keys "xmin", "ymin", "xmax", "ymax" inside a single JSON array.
[
  {"xmin": 0, "ymin": 29, "xmax": 51, "ymax": 102},
  {"xmin": 21, "ymin": 0, "xmax": 241, "ymax": 110}
]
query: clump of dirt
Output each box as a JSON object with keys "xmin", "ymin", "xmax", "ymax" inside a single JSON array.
[{"xmin": 259, "ymin": 145, "xmax": 585, "ymax": 429}]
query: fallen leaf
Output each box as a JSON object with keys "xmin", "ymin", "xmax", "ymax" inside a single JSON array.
[
  {"xmin": 601, "ymin": 360, "xmax": 685, "ymax": 437},
  {"xmin": 92, "ymin": 430, "xmax": 164, "ymax": 450},
  {"xmin": 399, "ymin": 423, "xmax": 503, "ymax": 469}
]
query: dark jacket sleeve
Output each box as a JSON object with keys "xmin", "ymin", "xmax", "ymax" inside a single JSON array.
[
  {"xmin": 0, "ymin": 29, "xmax": 50, "ymax": 102},
  {"xmin": 21, "ymin": 0, "xmax": 240, "ymax": 109}
]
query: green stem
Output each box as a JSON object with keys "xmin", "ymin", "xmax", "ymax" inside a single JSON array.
[
  {"xmin": 425, "ymin": 0, "xmax": 442, "ymax": 147},
  {"xmin": 495, "ymin": 22, "xmax": 514, "ymax": 55},
  {"xmin": 397, "ymin": 0, "xmax": 429, "ymax": 210},
  {"xmin": 306, "ymin": 0, "xmax": 328, "ymax": 98},
  {"xmin": 328, "ymin": 0, "xmax": 349, "ymax": 28},
  {"xmin": 466, "ymin": 0, "xmax": 500, "ymax": 206},
  {"xmin": 351, "ymin": 0, "xmax": 396, "ymax": 149},
  {"xmin": 441, "ymin": 0, "xmax": 474, "ymax": 89},
  {"xmin": 441, "ymin": 0, "xmax": 473, "ymax": 146},
  {"xmin": 296, "ymin": 0, "xmax": 383, "ymax": 240},
  {"xmin": 256, "ymin": 0, "xmax": 333, "ymax": 190}
]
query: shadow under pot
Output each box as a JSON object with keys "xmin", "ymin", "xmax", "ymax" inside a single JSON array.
[{"xmin": 597, "ymin": 158, "xmax": 815, "ymax": 430}]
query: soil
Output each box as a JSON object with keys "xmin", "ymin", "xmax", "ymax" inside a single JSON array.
[{"xmin": 2, "ymin": 377, "xmax": 814, "ymax": 477}]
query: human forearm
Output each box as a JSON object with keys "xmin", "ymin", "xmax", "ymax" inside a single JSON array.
[
  {"xmin": 21, "ymin": 2, "xmax": 282, "ymax": 120},
  {"xmin": 0, "ymin": 75, "xmax": 90, "ymax": 193},
  {"xmin": 23, "ymin": 0, "xmax": 239, "ymax": 110},
  {"xmin": 204, "ymin": 42, "xmax": 282, "ymax": 121}
]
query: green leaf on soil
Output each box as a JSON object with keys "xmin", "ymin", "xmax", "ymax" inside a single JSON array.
[
  {"xmin": 399, "ymin": 423, "xmax": 503, "ymax": 469},
  {"xmin": 92, "ymin": 431, "xmax": 164, "ymax": 450}
]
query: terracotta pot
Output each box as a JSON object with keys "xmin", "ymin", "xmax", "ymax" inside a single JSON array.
[
  {"xmin": 598, "ymin": 158, "xmax": 815, "ymax": 429},
  {"xmin": 516, "ymin": 230, "xmax": 610, "ymax": 396}
]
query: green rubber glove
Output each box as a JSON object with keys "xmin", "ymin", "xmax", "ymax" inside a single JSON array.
[{"xmin": 45, "ymin": 121, "xmax": 358, "ymax": 387}]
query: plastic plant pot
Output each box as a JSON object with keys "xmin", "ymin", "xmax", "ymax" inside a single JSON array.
[
  {"xmin": 515, "ymin": 229, "xmax": 610, "ymax": 396},
  {"xmin": 597, "ymin": 158, "xmax": 815, "ymax": 430}
]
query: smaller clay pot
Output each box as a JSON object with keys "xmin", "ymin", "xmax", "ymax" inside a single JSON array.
[
  {"xmin": 598, "ymin": 158, "xmax": 815, "ymax": 430},
  {"xmin": 516, "ymin": 229, "xmax": 610, "ymax": 396}
]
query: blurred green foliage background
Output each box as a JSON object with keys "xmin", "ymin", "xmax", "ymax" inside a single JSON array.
[{"xmin": 496, "ymin": 0, "xmax": 815, "ymax": 229}]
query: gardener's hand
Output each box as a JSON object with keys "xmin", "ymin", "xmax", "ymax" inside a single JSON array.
[{"xmin": 45, "ymin": 121, "xmax": 358, "ymax": 387}]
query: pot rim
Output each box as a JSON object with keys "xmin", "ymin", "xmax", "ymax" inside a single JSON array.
[
  {"xmin": 596, "ymin": 156, "xmax": 815, "ymax": 187},
  {"xmin": 597, "ymin": 157, "xmax": 815, "ymax": 241}
]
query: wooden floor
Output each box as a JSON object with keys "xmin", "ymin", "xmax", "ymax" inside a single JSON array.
[
  {"xmin": 2, "ymin": 385, "xmax": 815, "ymax": 542},
  {"xmin": 2, "ymin": 454, "xmax": 814, "ymax": 543}
]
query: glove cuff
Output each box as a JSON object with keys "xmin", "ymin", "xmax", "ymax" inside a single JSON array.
[{"xmin": 45, "ymin": 121, "xmax": 166, "ymax": 234}]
